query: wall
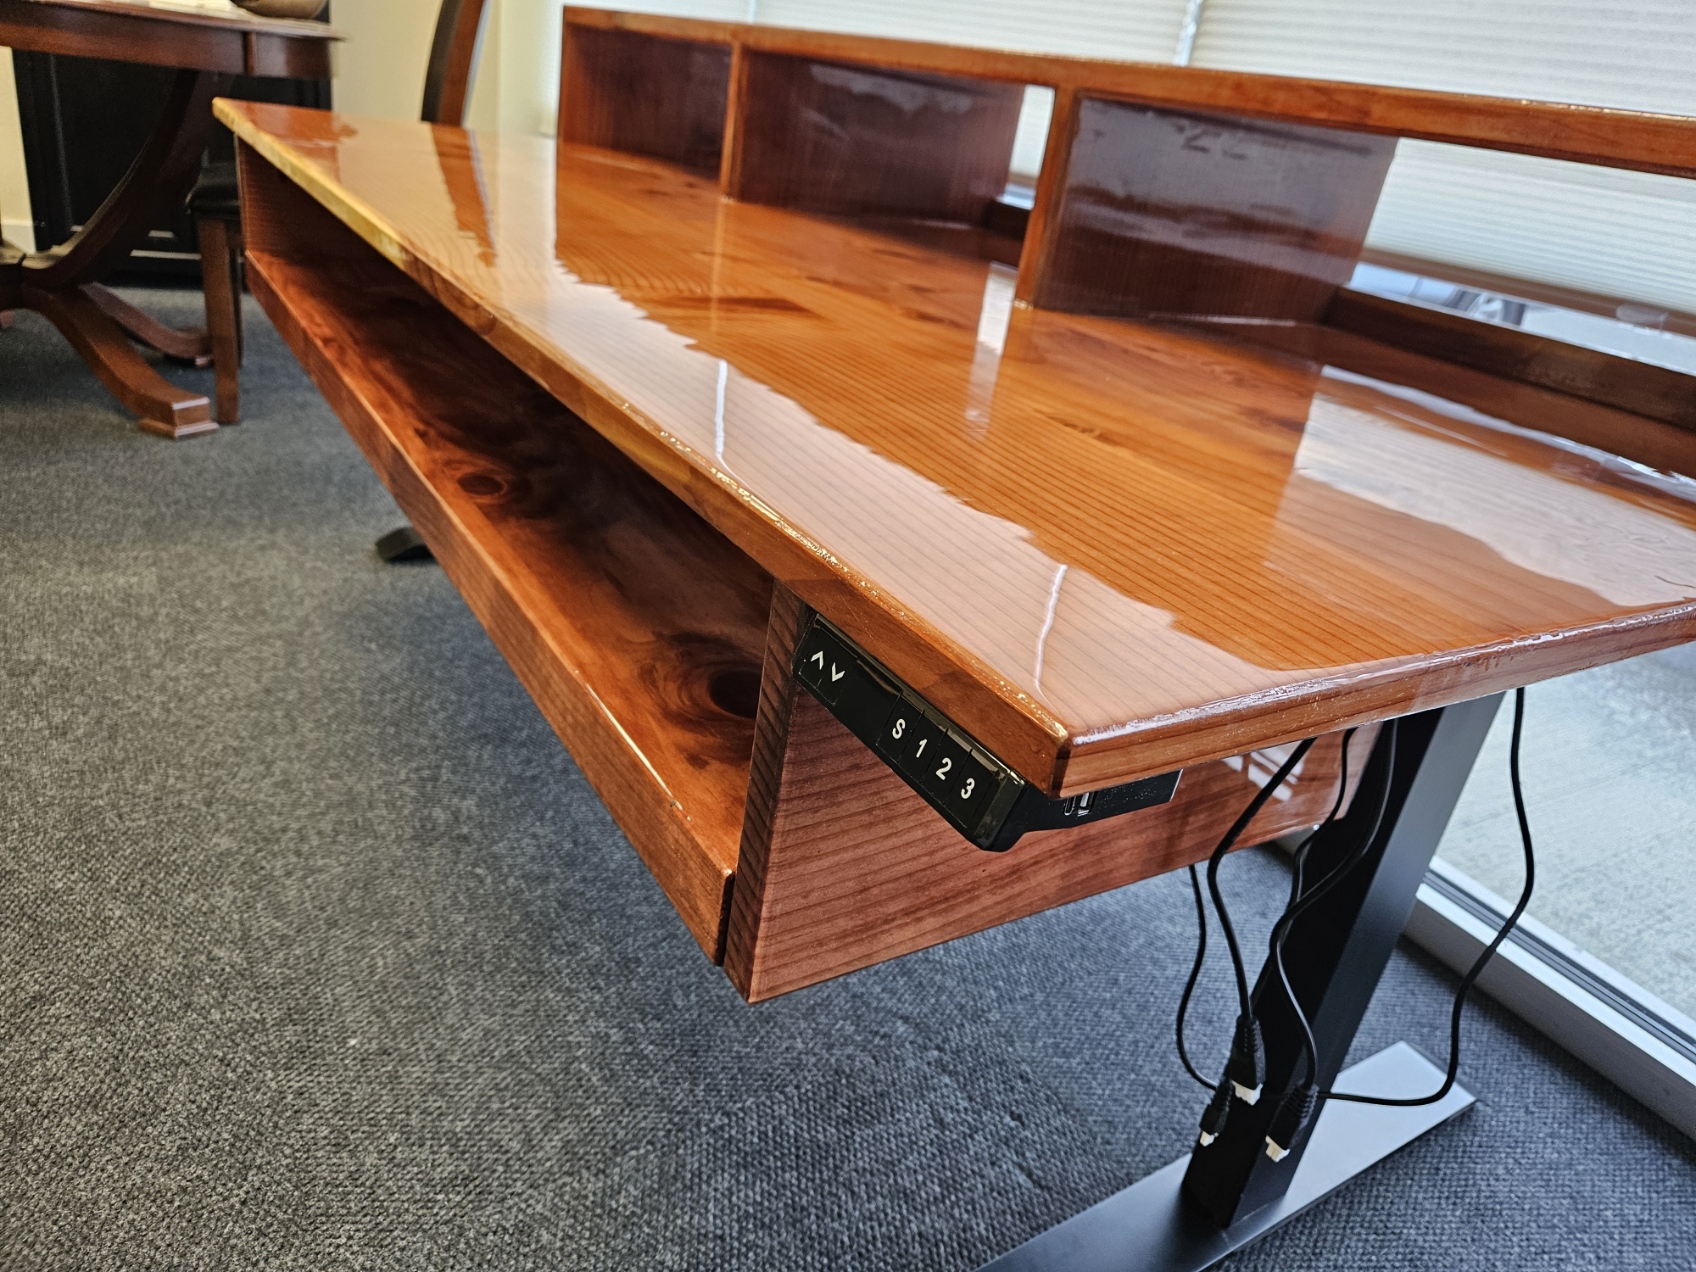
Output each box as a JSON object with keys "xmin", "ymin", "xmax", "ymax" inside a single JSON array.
[
  {"xmin": 331, "ymin": 0, "xmax": 445, "ymax": 121},
  {"xmin": 1, "ymin": 50, "xmax": 33, "ymax": 250},
  {"xmin": 327, "ymin": 0, "xmax": 561, "ymax": 134}
]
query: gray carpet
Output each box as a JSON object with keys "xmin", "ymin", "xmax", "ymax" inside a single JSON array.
[{"xmin": 3, "ymin": 290, "xmax": 1694, "ymax": 1270}]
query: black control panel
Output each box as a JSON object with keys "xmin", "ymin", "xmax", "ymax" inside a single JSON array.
[{"xmin": 792, "ymin": 612, "xmax": 1181, "ymax": 851}]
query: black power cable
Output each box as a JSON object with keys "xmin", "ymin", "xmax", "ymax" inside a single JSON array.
[
  {"xmin": 1258, "ymin": 689, "xmax": 1537, "ymax": 1158},
  {"xmin": 1175, "ymin": 863, "xmax": 1217, "ymax": 1092},
  {"xmin": 1263, "ymin": 721, "xmax": 1402, "ymax": 1094},
  {"xmin": 1180, "ymin": 692, "xmax": 1538, "ymax": 1158},
  {"xmin": 1206, "ymin": 738, "xmax": 1316, "ymax": 1103},
  {"xmin": 1324, "ymin": 687, "xmax": 1536, "ymax": 1106},
  {"xmin": 1280, "ymin": 727, "xmax": 1359, "ymax": 935},
  {"xmin": 1175, "ymin": 738, "xmax": 1315, "ymax": 1143},
  {"xmin": 1176, "ymin": 731, "xmax": 1355, "ymax": 1094}
]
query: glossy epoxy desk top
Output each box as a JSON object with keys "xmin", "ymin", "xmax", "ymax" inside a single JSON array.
[{"xmin": 222, "ymin": 102, "xmax": 1696, "ymax": 793}]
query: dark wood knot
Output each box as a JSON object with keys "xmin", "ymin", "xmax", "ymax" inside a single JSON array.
[{"xmin": 707, "ymin": 666, "xmax": 762, "ymax": 720}]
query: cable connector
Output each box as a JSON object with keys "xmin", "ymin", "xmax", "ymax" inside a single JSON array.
[
  {"xmin": 1197, "ymin": 1083, "xmax": 1232, "ymax": 1147},
  {"xmin": 1225, "ymin": 1013, "xmax": 1265, "ymax": 1104},
  {"xmin": 1263, "ymin": 1085, "xmax": 1320, "ymax": 1162}
]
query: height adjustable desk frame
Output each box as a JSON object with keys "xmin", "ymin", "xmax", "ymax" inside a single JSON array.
[
  {"xmin": 216, "ymin": 12, "xmax": 1696, "ymax": 1266},
  {"xmin": 988, "ymin": 698, "xmax": 1498, "ymax": 1269}
]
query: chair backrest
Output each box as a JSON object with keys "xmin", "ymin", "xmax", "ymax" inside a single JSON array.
[{"xmin": 420, "ymin": 0, "xmax": 490, "ymax": 126}]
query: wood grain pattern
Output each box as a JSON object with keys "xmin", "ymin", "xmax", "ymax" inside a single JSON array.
[
  {"xmin": 726, "ymin": 50, "xmax": 1023, "ymax": 222},
  {"xmin": 562, "ymin": 7, "xmax": 1696, "ymax": 179},
  {"xmin": 561, "ymin": 10, "xmax": 1692, "ymax": 450},
  {"xmin": 219, "ymin": 103, "xmax": 1696, "ymax": 797},
  {"xmin": 1326, "ymin": 289, "xmax": 1696, "ymax": 434},
  {"xmin": 727, "ymin": 623, "xmax": 1377, "ymax": 1001},
  {"xmin": 558, "ymin": 24, "xmax": 731, "ymax": 175},
  {"xmin": 239, "ymin": 141, "xmax": 1392, "ymax": 988},
  {"xmin": 238, "ymin": 143, "xmax": 774, "ymax": 955},
  {"xmin": 1037, "ymin": 100, "xmax": 1396, "ymax": 322},
  {"xmin": 432, "ymin": 126, "xmax": 496, "ymax": 265},
  {"xmin": 724, "ymin": 583, "xmax": 808, "ymax": 991},
  {"xmin": 1190, "ymin": 317, "xmax": 1696, "ymax": 482},
  {"xmin": 1013, "ymin": 84, "xmax": 1078, "ymax": 306},
  {"xmin": 227, "ymin": 79, "xmax": 1696, "ymax": 997}
]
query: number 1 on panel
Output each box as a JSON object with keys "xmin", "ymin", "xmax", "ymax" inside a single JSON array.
[{"xmin": 915, "ymin": 738, "xmax": 927, "ymax": 758}]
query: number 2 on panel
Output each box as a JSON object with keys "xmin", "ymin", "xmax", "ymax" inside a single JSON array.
[{"xmin": 935, "ymin": 757, "xmax": 952, "ymax": 781}]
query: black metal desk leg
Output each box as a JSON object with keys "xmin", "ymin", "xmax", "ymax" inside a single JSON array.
[
  {"xmin": 981, "ymin": 695, "xmax": 1501, "ymax": 1271},
  {"xmin": 375, "ymin": 525, "xmax": 434, "ymax": 563}
]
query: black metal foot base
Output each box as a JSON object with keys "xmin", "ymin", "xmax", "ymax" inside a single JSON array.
[
  {"xmin": 375, "ymin": 524, "xmax": 433, "ymax": 563},
  {"xmin": 979, "ymin": 1044, "xmax": 1474, "ymax": 1271}
]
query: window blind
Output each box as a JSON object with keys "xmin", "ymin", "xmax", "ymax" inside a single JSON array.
[
  {"xmin": 750, "ymin": 0, "xmax": 1191, "ymax": 62},
  {"xmin": 613, "ymin": 1, "xmax": 747, "ymax": 19},
  {"xmin": 750, "ymin": 1, "xmax": 1193, "ymax": 179},
  {"xmin": 1190, "ymin": 0, "xmax": 1696, "ymax": 315}
]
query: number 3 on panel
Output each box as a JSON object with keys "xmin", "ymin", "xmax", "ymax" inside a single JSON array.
[{"xmin": 961, "ymin": 777, "xmax": 974, "ymax": 800}]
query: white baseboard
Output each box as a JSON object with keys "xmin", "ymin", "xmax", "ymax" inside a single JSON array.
[
  {"xmin": 3, "ymin": 218, "xmax": 34, "ymax": 253},
  {"xmin": 1407, "ymin": 857, "xmax": 1696, "ymax": 1141},
  {"xmin": 1273, "ymin": 833, "xmax": 1696, "ymax": 1141}
]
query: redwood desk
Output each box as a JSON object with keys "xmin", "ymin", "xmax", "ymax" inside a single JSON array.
[
  {"xmin": 219, "ymin": 98, "xmax": 1696, "ymax": 1266},
  {"xmin": 0, "ymin": 0, "xmax": 335, "ymax": 436}
]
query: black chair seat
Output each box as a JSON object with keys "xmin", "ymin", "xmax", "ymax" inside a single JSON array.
[{"xmin": 187, "ymin": 160, "xmax": 241, "ymax": 221}]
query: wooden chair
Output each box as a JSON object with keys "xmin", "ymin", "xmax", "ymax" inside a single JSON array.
[{"xmin": 191, "ymin": 0, "xmax": 489, "ymax": 425}]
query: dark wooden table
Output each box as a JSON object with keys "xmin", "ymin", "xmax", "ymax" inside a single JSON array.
[{"xmin": 0, "ymin": 0, "xmax": 334, "ymax": 436}]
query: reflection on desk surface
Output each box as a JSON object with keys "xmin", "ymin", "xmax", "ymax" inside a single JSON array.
[{"xmin": 226, "ymin": 104, "xmax": 1696, "ymax": 757}]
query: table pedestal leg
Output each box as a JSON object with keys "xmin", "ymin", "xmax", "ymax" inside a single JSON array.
[
  {"xmin": 26, "ymin": 285, "xmax": 215, "ymax": 438},
  {"xmin": 980, "ymin": 695, "xmax": 1502, "ymax": 1271},
  {"xmin": 16, "ymin": 67, "xmax": 228, "ymax": 437},
  {"xmin": 84, "ymin": 283, "xmax": 211, "ymax": 365}
]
